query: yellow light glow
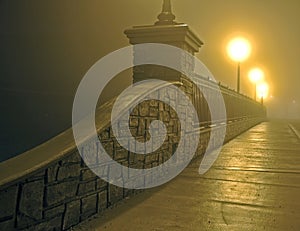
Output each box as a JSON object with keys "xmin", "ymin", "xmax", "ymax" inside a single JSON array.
[
  {"xmin": 257, "ymin": 82, "xmax": 269, "ymax": 98},
  {"xmin": 248, "ymin": 68, "xmax": 264, "ymax": 83},
  {"xmin": 227, "ymin": 37, "xmax": 251, "ymax": 62}
]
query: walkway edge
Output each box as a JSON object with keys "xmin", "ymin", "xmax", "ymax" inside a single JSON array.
[{"xmin": 288, "ymin": 124, "xmax": 300, "ymax": 140}]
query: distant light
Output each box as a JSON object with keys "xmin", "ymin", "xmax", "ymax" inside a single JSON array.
[
  {"xmin": 227, "ymin": 37, "xmax": 251, "ymax": 62},
  {"xmin": 293, "ymin": 100, "xmax": 296, "ymax": 104},
  {"xmin": 257, "ymin": 82, "xmax": 269, "ymax": 98},
  {"xmin": 248, "ymin": 68, "xmax": 264, "ymax": 83}
]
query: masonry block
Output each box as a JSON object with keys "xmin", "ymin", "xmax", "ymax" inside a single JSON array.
[
  {"xmin": 63, "ymin": 200, "xmax": 80, "ymax": 230},
  {"xmin": 27, "ymin": 216, "xmax": 62, "ymax": 231},
  {"xmin": 0, "ymin": 184, "xmax": 18, "ymax": 219},
  {"xmin": 129, "ymin": 117, "xmax": 139, "ymax": 127},
  {"xmin": 47, "ymin": 165, "xmax": 59, "ymax": 183},
  {"xmin": 81, "ymin": 168, "xmax": 97, "ymax": 181},
  {"xmin": 57, "ymin": 164, "xmax": 80, "ymax": 181},
  {"xmin": 99, "ymin": 128, "xmax": 110, "ymax": 141},
  {"xmin": 98, "ymin": 190, "xmax": 108, "ymax": 212},
  {"xmin": 96, "ymin": 178, "xmax": 107, "ymax": 190},
  {"xmin": 19, "ymin": 180, "xmax": 44, "ymax": 220},
  {"xmin": 139, "ymin": 102, "xmax": 150, "ymax": 116},
  {"xmin": 27, "ymin": 170, "xmax": 45, "ymax": 182},
  {"xmin": 61, "ymin": 152, "xmax": 82, "ymax": 165},
  {"xmin": 46, "ymin": 180, "xmax": 78, "ymax": 206},
  {"xmin": 108, "ymin": 184, "xmax": 123, "ymax": 206},
  {"xmin": 17, "ymin": 213, "xmax": 37, "ymax": 229},
  {"xmin": 77, "ymin": 180, "xmax": 96, "ymax": 196},
  {"xmin": 44, "ymin": 204, "xmax": 65, "ymax": 219},
  {"xmin": 114, "ymin": 149, "xmax": 128, "ymax": 161},
  {"xmin": 101, "ymin": 141, "xmax": 114, "ymax": 156},
  {"xmin": 82, "ymin": 141, "xmax": 98, "ymax": 166},
  {"xmin": 0, "ymin": 218, "xmax": 15, "ymax": 231},
  {"xmin": 81, "ymin": 194, "xmax": 97, "ymax": 220}
]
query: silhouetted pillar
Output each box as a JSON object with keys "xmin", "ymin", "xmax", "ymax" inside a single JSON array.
[{"xmin": 124, "ymin": 0, "xmax": 203, "ymax": 84}]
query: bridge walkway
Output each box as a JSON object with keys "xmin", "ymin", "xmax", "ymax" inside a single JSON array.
[{"xmin": 74, "ymin": 121, "xmax": 300, "ymax": 231}]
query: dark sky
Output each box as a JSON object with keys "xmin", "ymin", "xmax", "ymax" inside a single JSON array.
[{"xmin": 0, "ymin": 0, "xmax": 300, "ymax": 160}]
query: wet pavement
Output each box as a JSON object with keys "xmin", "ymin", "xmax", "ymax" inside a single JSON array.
[{"xmin": 74, "ymin": 121, "xmax": 300, "ymax": 230}]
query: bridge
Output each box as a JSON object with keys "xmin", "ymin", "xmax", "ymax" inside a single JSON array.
[
  {"xmin": 73, "ymin": 120, "xmax": 300, "ymax": 231},
  {"xmin": 0, "ymin": 1, "xmax": 298, "ymax": 231}
]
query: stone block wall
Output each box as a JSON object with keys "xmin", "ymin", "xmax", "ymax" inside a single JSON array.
[{"xmin": 0, "ymin": 82, "xmax": 265, "ymax": 231}]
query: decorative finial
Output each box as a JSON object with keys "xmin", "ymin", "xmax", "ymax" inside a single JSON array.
[{"xmin": 155, "ymin": 0, "xmax": 177, "ymax": 25}]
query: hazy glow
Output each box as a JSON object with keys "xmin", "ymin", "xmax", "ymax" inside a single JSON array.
[
  {"xmin": 249, "ymin": 68, "xmax": 264, "ymax": 83},
  {"xmin": 227, "ymin": 37, "xmax": 251, "ymax": 62},
  {"xmin": 257, "ymin": 82, "xmax": 269, "ymax": 98}
]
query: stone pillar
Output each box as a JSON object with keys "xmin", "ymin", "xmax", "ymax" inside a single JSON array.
[{"xmin": 124, "ymin": 0, "xmax": 203, "ymax": 84}]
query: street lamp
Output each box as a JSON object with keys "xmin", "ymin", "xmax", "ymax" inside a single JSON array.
[
  {"xmin": 248, "ymin": 67, "xmax": 264, "ymax": 101},
  {"xmin": 227, "ymin": 37, "xmax": 251, "ymax": 93},
  {"xmin": 257, "ymin": 82, "xmax": 269, "ymax": 105}
]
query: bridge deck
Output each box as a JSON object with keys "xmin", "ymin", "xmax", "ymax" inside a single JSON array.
[{"xmin": 74, "ymin": 121, "xmax": 300, "ymax": 231}]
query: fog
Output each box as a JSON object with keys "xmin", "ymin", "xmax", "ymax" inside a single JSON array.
[{"xmin": 1, "ymin": 0, "xmax": 299, "ymax": 160}]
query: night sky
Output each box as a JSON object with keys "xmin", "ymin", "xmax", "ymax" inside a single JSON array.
[{"xmin": 1, "ymin": 0, "xmax": 299, "ymax": 161}]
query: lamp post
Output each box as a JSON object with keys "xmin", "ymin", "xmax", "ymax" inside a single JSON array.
[
  {"xmin": 257, "ymin": 82, "xmax": 269, "ymax": 105},
  {"xmin": 248, "ymin": 67, "xmax": 264, "ymax": 101},
  {"xmin": 227, "ymin": 37, "xmax": 251, "ymax": 93}
]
